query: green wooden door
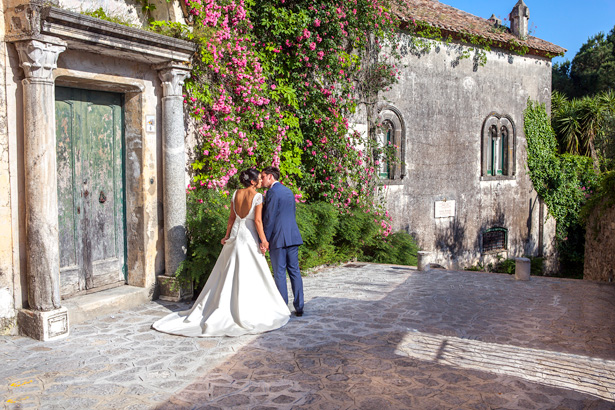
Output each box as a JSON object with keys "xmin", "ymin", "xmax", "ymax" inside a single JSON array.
[{"xmin": 55, "ymin": 87, "xmax": 126, "ymax": 298}]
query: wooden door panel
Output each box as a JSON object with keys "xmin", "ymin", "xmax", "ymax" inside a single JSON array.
[
  {"xmin": 56, "ymin": 94, "xmax": 83, "ymax": 296},
  {"xmin": 56, "ymin": 87, "xmax": 125, "ymax": 297},
  {"xmin": 56, "ymin": 99, "xmax": 78, "ymax": 269},
  {"xmin": 92, "ymin": 258, "xmax": 123, "ymax": 288},
  {"xmin": 89, "ymin": 104, "xmax": 118, "ymax": 262},
  {"xmin": 87, "ymin": 98, "xmax": 124, "ymax": 287}
]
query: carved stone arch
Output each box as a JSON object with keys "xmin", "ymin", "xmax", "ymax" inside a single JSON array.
[
  {"xmin": 481, "ymin": 112, "xmax": 516, "ymax": 179},
  {"xmin": 377, "ymin": 104, "xmax": 407, "ymax": 180}
]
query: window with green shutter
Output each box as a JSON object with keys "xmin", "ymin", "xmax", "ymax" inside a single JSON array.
[{"xmin": 482, "ymin": 113, "xmax": 515, "ymax": 180}]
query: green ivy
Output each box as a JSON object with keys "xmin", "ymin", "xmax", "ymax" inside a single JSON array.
[
  {"xmin": 580, "ymin": 170, "xmax": 615, "ymax": 236},
  {"xmin": 82, "ymin": 7, "xmax": 137, "ymax": 27},
  {"xmin": 524, "ymin": 100, "xmax": 600, "ymax": 273},
  {"xmin": 402, "ymin": 18, "xmax": 543, "ymax": 68}
]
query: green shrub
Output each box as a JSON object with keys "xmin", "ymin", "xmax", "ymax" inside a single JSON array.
[
  {"xmin": 467, "ymin": 256, "xmax": 543, "ymax": 276},
  {"xmin": 178, "ymin": 196, "xmax": 420, "ymax": 286},
  {"xmin": 360, "ymin": 231, "xmax": 419, "ymax": 266},
  {"xmin": 580, "ymin": 170, "xmax": 615, "ymax": 223},
  {"xmin": 335, "ymin": 210, "xmax": 380, "ymax": 260},
  {"xmin": 296, "ymin": 202, "xmax": 340, "ymax": 270},
  {"xmin": 492, "ymin": 258, "xmax": 516, "ymax": 274},
  {"xmin": 177, "ymin": 189, "xmax": 231, "ymax": 287}
]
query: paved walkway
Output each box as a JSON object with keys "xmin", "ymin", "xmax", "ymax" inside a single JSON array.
[{"xmin": 2, "ymin": 264, "xmax": 615, "ymax": 409}]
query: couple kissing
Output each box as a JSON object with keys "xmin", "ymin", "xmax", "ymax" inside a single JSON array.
[{"xmin": 153, "ymin": 166, "xmax": 303, "ymax": 337}]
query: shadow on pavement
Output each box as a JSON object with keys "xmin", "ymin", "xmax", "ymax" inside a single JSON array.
[{"xmin": 154, "ymin": 268, "xmax": 615, "ymax": 409}]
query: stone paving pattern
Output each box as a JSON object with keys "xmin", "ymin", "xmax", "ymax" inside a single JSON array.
[{"xmin": 2, "ymin": 264, "xmax": 615, "ymax": 409}]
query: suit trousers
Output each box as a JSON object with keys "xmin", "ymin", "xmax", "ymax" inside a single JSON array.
[{"xmin": 269, "ymin": 245, "xmax": 304, "ymax": 312}]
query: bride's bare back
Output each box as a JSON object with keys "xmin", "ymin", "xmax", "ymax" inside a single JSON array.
[{"xmin": 234, "ymin": 188, "xmax": 257, "ymax": 218}]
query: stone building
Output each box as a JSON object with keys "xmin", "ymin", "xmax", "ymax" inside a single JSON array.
[
  {"xmin": 366, "ymin": 0, "xmax": 564, "ymax": 270},
  {"xmin": 0, "ymin": 0, "xmax": 195, "ymax": 340},
  {"xmin": 0, "ymin": 0, "xmax": 565, "ymax": 340}
]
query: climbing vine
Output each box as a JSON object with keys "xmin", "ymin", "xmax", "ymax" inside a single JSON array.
[{"xmin": 524, "ymin": 100, "xmax": 599, "ymax": 271}]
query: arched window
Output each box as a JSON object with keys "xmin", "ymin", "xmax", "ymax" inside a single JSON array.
[
  {"xmin": 377, "ymin": 105, "xmax": 406, "ymax": 180},
  {"xmin": 482, "ymin": 113, "xmax": 515, "ymax": 179},
  {"xmin": 378, "ymin": 123, "xmax": 393, "ymax": 178}
]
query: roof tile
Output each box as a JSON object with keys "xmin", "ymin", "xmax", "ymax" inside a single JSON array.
[{"xmin": 394, "ymin": 0, "xmax": 566, "ymax": 57}]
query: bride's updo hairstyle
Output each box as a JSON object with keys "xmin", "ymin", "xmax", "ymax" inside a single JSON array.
[{"xmin": 239, "ymin": 168, "xmax": 260, "ymax": 187}]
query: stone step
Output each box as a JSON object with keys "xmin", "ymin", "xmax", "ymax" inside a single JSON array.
[{"xmin": 62, "ymin": 285, "xmax": 151, "ymax": 325}]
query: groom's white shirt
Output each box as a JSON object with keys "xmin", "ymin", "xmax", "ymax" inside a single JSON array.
[{"xmin": 270, "ymin": 181, "xmax": 279, "ymax": 188}]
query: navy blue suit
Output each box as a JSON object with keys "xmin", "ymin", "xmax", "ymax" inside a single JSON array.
[{"xmin": 263, "ymin": 182, "xmax": 304, "ymax": 313}]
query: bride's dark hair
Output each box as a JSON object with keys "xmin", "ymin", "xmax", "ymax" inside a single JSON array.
[{"xmin": 239, "ymin": 168, "xmax": 260, "ymax": 187}]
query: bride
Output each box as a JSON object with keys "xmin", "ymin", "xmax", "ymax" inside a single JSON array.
[{"xmin": 153, "ymin": 169, "xmax": 290, "ymax": 337}]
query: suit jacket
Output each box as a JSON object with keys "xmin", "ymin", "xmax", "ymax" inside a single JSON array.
[{"xmin": 263, "ymin": 182, "xmax": 303, "ymax": 250}]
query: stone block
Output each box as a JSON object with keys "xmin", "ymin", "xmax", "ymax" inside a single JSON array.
[
  {"xmin": 18, "ymin": 306, "xmax": 69, "ymax": 341},
  {"xmin": 515, "ymin": 257, "xmax": 531, "ymax": 281},
  {"xmin": 157, "ymin": 275, "xmax": 193, "ymax": 302},
  {"xmin": 417, "ymin": 251, "xmax": 431, "ymax": 271}
]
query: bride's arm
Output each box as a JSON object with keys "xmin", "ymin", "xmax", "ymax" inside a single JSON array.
[
  {"xmin": 254, "ymin": 204, "xmax": 269, "ymax": 250},
  {"xmin": 221, "ymin": 199, "xmax": 237, "ymax": 245}
]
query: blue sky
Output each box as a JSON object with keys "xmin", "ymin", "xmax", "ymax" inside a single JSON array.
[{"xmin": 441, "ymin": 0, "xmax": 615, "ymax": 64}]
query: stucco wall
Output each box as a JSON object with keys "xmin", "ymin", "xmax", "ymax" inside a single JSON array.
[
  {"xmin": 374, "ymin": 38, "xmax": 556, "ymax": 270},
  {"xmin": 584, "ymin": 203, "xmax": 615, "ymax": 282}
]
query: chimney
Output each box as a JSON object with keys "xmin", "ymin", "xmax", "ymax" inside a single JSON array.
[
  {"xmin": 509, "ymin": 0, "xmax": 530, "ymax": 38},
  {"xmin": 488, "ymin": 14, "xmax": 502, "ymax": 26}
]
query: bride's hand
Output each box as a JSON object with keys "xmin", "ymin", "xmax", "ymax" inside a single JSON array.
[
  {"xmin": 221, "ymin": 236, "xmax": 229, "ymax": 245},
  {"xmin": 260, "ymin": 240, "xmax": 269, "ymax": 254}
]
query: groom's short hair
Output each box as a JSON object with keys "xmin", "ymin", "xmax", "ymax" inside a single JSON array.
[{"xmin": 262, "ymin": 166, "xmax": 280, "ymax": 181}]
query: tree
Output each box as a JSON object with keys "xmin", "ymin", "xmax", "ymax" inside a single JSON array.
[
  {"xmin": 552, "ymin": 90, "xmax": 615, "ymax": 171},
  {"xmin": 552, "ymin": 61, "xmax": 573, "ymax": 97},
  {"xmin": 553, "ymin": 26, "xmax": 615, "ymax": 98}
]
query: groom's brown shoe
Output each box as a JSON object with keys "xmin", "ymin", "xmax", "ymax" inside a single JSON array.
[{"xmin": 295, "ymin": 310, "xmax": 303, "ymax": 317}]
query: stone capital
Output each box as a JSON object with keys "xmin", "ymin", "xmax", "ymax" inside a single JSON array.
[
  {"xmin": 156, "ymin": 63, "xmax": 191, "ymax": 97},
  {"xmin": 14, "ymin": 36, "xmax": 66, "ymax": 81}
]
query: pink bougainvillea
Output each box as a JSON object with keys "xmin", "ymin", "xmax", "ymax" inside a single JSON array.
[{"xmin": 183, "ymin": 0, "xmax": 400, "ymax": 235}]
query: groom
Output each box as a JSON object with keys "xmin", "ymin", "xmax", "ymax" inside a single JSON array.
[{"xmin": 260, "ymin": 166, "xmax": 304, "ymax": 317}]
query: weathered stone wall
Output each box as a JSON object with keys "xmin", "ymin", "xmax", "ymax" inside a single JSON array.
[
  {"xmin": 372, "ymin": 38, "xmax": 556, "ymax": 270},
  {"xmin": 0, "ymin": 0, "xmax": 18, "ymax": 334},
  {"xmin": 54, "ymin": 49, "xmax": 166, "ymax": 290},
  {"xmin": 0, "ymin": 0, "xmax": 192, "ymax": 333},
  {"xmin": 57, "ymin": 0, "xmax": 187, "ymax": 27},
  {"xmin": 584, "ymin": 203, "xmax": 615, "ymax": 282}
]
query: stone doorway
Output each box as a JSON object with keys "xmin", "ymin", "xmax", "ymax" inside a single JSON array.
[{"xmin": 55, "ymin": 87, "xmax": 127, "ymax": 298}]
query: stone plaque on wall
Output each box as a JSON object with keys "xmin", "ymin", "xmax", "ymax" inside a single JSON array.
[{"xmin": 435, "ymin": 200, "xmax": 456, "ymax": 218}]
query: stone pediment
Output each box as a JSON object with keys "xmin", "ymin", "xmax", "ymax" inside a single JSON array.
[{"xmin": 6, "ymin": 2, "xmax": 195, "ymax": 65}]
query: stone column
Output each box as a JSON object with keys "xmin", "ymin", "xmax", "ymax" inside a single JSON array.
[
  {"xmin": 14, "ymin": 36, "xmax": 69, "ymax": 341},
  {"xmin": 417, "ymin": 251, "xmax": 431, "ymax": 271},
  {"xmin": 515, "ymin": 257, "xmax": 531, "ymax": 281},
  {"xmin": 155, "ymin": 62, "xmax": 192, "ymax": 301}
]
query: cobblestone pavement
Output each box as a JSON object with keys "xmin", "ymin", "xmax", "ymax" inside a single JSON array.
[{"xmin": 2, "ymin": 264, "xmax": 615, "ymax": 409}]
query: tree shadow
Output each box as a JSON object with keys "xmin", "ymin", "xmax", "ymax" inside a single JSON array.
[{"xmin": 153, "ymin": 267, "xmax": 615, "ymax": 409}]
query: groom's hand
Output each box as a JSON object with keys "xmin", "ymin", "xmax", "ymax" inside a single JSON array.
[{"xmin": 260, "ymin": 241, "xmax": 269, "ymax": 254}]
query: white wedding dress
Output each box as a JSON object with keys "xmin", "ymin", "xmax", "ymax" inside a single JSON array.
[{"xmin": 153, "ymin": 192, "xmax": 290, "ymax": 337}]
